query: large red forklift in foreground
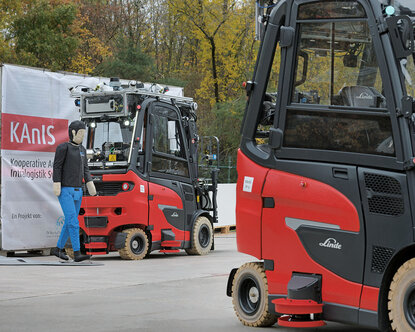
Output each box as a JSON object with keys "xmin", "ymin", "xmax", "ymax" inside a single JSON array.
[
  {"xmin": 227, "ymin": 0, "xmax": 415, "ymax": 330},
  {"xmin": 68, "ymin": 82, "xmax": 218, "ymax": 260}
]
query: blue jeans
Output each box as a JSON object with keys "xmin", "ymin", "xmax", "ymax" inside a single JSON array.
[{"xmin": 57, "ymin": 187, "xmax": 83, "ymax": 251}]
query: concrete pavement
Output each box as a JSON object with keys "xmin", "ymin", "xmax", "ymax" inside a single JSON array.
[{"xmin": 0, "ymin": 234, "xmax": 378, "ymax": 332}]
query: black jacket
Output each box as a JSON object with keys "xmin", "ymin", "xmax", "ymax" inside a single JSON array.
[{"xmin": 53, "ymin": 142, "xmax": 92, "ymax": 187}]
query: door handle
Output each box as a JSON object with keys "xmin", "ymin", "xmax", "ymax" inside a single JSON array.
[
  {"xmin": 332, "ymin": 168, "xmax": 348, "ymax": 179},
  {"xmin": 172, "ymin": 181, "xmax": 178, "ymax": 186}
]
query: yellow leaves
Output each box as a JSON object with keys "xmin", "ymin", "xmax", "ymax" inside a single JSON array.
[
  {"xmin": 67, "ymin": 12, "xmax": 112, "ymax": 75},
  {"xmin": 169, "ymin": 0, "xmax": 255, "ymax": 104},
  {"xmin": 68, "ymin": 54, "xmax": 93, "ymax": 75}
]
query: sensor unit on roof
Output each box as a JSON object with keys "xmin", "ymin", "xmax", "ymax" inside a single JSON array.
[
  {"xmin": 82, "ymin": 94, "xmax": 128, "ymax": 118},
  {"xmin": 85, "ymin": 98, "xmax": 118, "ymax": 113}
]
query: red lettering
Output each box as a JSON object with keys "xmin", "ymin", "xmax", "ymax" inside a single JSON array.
[{"xmin": 1, "ymin": 114, "xmax": 68, "ymax": 152}]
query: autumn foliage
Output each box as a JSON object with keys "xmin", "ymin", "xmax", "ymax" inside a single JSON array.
[{"xmin": 0, "ymin": 0, "xmax": 258, "ymax": 181}]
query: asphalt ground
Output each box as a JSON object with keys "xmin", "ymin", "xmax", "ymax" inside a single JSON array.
[{"xmin": 0, "ymin": 233, "xmax": 378, "ymax": 332}]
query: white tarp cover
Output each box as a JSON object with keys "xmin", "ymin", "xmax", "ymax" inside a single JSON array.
[{"xmin": 0, "ymin": 64, "xmax": 183, "ymax": 250}]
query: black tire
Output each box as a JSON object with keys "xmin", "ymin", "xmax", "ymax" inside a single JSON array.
[
  {"xmin": 232, "ymin": 262, "xmax": 278, "ymax": 327},
  {"xmin": 185, "ymin": 216, "xmax": 213, "ymax": 255},
  {"xmin": 118, "ymin": 228, "xmax": 149, "ymax": 260},
  {"xmin": 388, "ymin": 258, "xmax": 415, "ymax": 331}
]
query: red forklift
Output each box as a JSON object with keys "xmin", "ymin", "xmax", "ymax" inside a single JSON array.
[
  {"xmin": 68, "ymin": 81, "xmax": 218, "ymax": 260},
  {"xmin": 227, "ymin": 0, "xmax": 415, "ymax": 331}
]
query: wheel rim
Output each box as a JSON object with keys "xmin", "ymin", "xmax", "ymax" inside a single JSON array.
[
  {"xmin": 198, "ymin": 224, "xmax": 210, "ymax": 248},
  {"xmin": 404, "ymin": 284, "xmax": 415, "ymax": 329},
  {"xmin": 238, "ymin": 274, "xmax": 261, "ymax": 315},
  {"xmin": 130, "ymin": 234, "xmax": 144, "ymax": 255}
]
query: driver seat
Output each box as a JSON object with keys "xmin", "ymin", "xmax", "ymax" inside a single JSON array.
[{"xmin": 339, "ymin": 86, "xmax": 385, "ymax": 108}]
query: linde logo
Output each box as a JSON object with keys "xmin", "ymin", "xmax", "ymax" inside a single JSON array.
[
  {"xmin": 1, "ymin": 113, "xmax": 68, "ymax": 152},
  {"xmin": 319, "ymin": 238, "xmax": 342, "ymax": 250},
  {"xmin": 356, "ymin": 92, "xmax": 373, "ymax": 100}
]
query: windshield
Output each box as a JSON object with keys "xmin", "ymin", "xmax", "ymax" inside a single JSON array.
[{"xmin": 87, "ymin": 120, "xmax": 135, "ymax": 168}]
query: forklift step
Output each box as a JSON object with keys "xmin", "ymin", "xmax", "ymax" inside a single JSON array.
[
  {"xmin": 159, "ymin": 249, "xmax": 180, "ymax": 253},
  {"xmin": 161, "ymin": 240, "xmax": 181, "ymax": 247},
  {"xmin": 86, "ymin": 251, "xmax": 107, "ymax": 255},
  {"xmin": 84, "ymin": 242, "xmax": 107, "ymax": 249},
  {"xmin": 278, "ymin": 315, "xmax": 325, "ymax": 328},
  {"xmin": 273, "ymin": 298, "xmax": 323, "ymax": 315}
]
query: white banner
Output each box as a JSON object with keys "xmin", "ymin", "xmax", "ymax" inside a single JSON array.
[
  {"xmin": 216, "ymin": 183, "xmax": 236, "ymax": 227},
  {"xmin": 1, "ymin": 65, "xmax": 98, "ymax": 250},
  {"xmin": 0, "ymin": 64, "xmax": 184, "ymax": 250}
]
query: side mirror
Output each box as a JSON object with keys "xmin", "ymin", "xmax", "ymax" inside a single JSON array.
[{"xmin": 386, "ymin": 15, "xmax": 415, "ymax": 59}]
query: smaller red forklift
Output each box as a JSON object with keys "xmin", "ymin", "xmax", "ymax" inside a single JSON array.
[{"xmin": 68, "ymin": 81, "xmax": 218, "ymax": 260}]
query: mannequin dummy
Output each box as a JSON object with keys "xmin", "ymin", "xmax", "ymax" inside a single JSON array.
[{"xmin": 50, "ymin": 120, "xmax": 96, "ymax": 262}]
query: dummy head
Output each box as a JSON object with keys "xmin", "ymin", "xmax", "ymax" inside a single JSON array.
[{"xmin": 68, "ymin": 120, "xmax": 86, "ymax": 145}]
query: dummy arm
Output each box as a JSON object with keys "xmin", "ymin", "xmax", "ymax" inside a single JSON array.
[{"xmin": 86, "ymin": 181, "xmax": 96, "ymax": 196}]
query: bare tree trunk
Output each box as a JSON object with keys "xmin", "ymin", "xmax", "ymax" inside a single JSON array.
[{"xmin": 209, "ymin": 37, "xmax": 219, "ymax": 103}]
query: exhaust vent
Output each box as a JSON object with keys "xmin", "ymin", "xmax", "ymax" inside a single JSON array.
[
  {"xmin": 371, "ymin": 246, "xmax": 394, "ymax": 274},
  {"xmin": 364, "ymin": 173, "xmax": 404, "ymax": 216}
]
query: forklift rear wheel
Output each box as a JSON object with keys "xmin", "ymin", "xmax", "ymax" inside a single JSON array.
[
  {"xmin": 388, "ymin": 258, "xmax": 415, "ymax": 331},
  {"xmin": 185, "ymin": 216, "xmax": 213, "ymax": 255},
  {"xmin": 232, "ymin": 262, "xmax": 278, "ymax": 327},
  {"xmin": 118, "ymin": 228, "xmax": 149, "ymax": 260}
]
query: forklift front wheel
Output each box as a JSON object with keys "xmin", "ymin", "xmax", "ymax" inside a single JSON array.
[
  {"xmin": 232, "ymin": 262, "xmax": 278, "ymax": 327},
  {"xmin": 118, "ymin": 228, "xmax": 149, "ymax": 260},
  {"xmin": 185, "ymin": 216, "xmax": 213, "ymax": 256},
  {"xmin": 388, "ymin": 257, "xmax": 415, "ymax": 331}
]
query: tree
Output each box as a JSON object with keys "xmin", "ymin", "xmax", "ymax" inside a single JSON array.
[
  {"xmin": 94, "ymin": 36, "xmax": 155, "ymax": 81},
  {"xmin": 67, "ymin": 10, "xmax": 112, "ymax": 75},
  {"xmin": 0, "ymin": 0, "xmax": 25, "ymax": 63},
  {"xmin": 11, "ymin": 0, "xmax": 79, "ymax": 71},
  {"xmin": 168, "ymin": 0, "xmax": 255, "ymax": 104}
]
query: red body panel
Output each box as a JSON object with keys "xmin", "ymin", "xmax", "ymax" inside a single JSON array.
[
  {"xmin": 236, "ymin": 151, "xmax": 370, "ymax": 309},
  {"xmin": 235, "ymin": 150, "xmax": 269, "ymax": 259},
  {"xmin": 273, "ymin": 298, "xmax": 323, "ymax": 314},
  {"xmin": 84, "ymin": 242, "xmax": 107, "ymax": 249},
  {"xmin": 360, "ymin": 286, "xmax": 379, "ymax": 311},
  {"xmin": 148, "ymin": 182, "xmax": 185, "ymax": 242},
  {"xmin": 262, "ymin": 170, "xmax": 360, "ymax": 233},
  {"xmin": 80, "ymin": 171, "xmax": 149, "ymax": 238},
  {"xmin": 80, "ymin": 171, "xmax": 190, "ymax": 253},
  {"xmin": 80, "ymin": 170, "xmax": 190, "ymax": 253}
]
